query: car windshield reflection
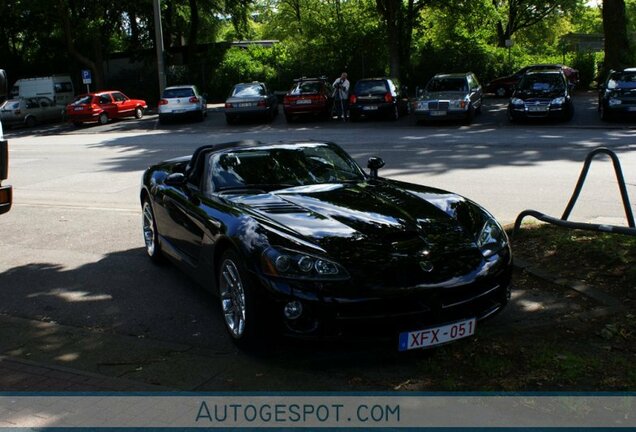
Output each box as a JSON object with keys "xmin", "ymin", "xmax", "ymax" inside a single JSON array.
[{"xmin": 209, "ymin": 144, "xmax": 366, "ymax": 192}]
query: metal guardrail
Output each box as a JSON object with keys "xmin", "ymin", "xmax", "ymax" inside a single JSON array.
[{"xmin": 513, "ymin": 147, "xmax": 636, "ymax": 237}]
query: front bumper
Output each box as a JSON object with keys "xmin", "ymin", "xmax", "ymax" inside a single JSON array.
[
  {"xmin": 254, "ymin": 251, "xmax": 513, "ymax": 340},
  {"xmin": 508, "ymin": 103, "xmax": 570, "ymax": 120}
]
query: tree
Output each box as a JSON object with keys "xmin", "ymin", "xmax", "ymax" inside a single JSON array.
[
  {"xmin": 602, "ymin": 0, "xmax": 632, "ymax": 71},
  {"xmin": 375, "ymin": 0, "xmax": 426, "ymax": 79},
  {"xmin": 492, "ymin": 0, "xmax": 579, "ymax": 47}
]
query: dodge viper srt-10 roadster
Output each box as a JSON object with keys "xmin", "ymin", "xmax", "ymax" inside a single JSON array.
[{"xmin": 140, "ymin": 141, "xmax": 512, "ymax": 351}]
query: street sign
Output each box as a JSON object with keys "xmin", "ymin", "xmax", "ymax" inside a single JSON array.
[{"xmin": 81, "ymin": 69, "xmax": 92, "ymax": 85}]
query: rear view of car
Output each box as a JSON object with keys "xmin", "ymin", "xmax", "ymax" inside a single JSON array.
[
  {"xmin": 598, "ymin": 68, "xmax": 636, "ymax": 121},
  {"xmin": 413, "ymin": 72, "xmax": 483, "ymax": 124},
  {"xmin": 507, "ymin": 69, "xmax": 574, "ymax": 122},
  {"xmin": 349, "ymin": 78, "xmax": 408, "ymax": 121},
  {"xmin": 283, "ymin": 78, "xmax": 333, "ymax": 122},
  {"xmin": 158, "ymin": 85, "xmax": 207, "ymax": 123},
  {"xmin": 224, "ymin": 82, "xmax": 277, "ymax": 124}
]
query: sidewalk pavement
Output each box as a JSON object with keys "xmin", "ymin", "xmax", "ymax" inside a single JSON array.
[{"xmin": 0, "ymin": 355, "xmax": 166, "ymax": 391}]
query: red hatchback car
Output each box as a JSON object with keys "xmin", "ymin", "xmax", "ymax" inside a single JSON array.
[{"xmin": 67, "ymin": 90, "xmax": 147, "ymax": 126}]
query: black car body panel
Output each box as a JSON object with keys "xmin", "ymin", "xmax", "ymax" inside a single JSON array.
[
  {"xmin": 598, "ymin": 68, "xmax": 636, "ymax": 120},
  {"xmin": 349, "ymin": 78, "xmax": 409, "ymax": 121},
  {"xmin": 141, "ymin": 141, "xmax": 512, "ymax": 342},
  {"xmin": 507, "ymin": 69, "xmax": 574, "ymax": 122}
]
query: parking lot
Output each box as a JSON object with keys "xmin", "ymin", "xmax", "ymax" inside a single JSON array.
[{"xmin": 0, "ymin": 91, "xmax": 635, "ymax": 390}]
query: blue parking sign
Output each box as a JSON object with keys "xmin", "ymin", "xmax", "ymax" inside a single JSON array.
[{"xmin": 81, "ymin": 69, "xmax": 92, "ymax": 85}]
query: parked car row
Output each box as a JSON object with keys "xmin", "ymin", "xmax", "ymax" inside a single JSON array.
[{"xmin": 3, "ymin": 66, "xmax": 636, "ymax": 129}]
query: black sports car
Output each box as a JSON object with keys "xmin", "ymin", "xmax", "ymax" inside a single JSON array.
[{"xmin": 140, "ymin": 141, "xmax": 512, "ymax": 351}]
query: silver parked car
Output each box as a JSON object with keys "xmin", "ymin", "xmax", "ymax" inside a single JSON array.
[
  {"xmin": 158, "ymin": 85, "xmax": 207, "ymax": 123},
  {"xmin": 0, "ymin": 97, "xmax": 64, "ymax": 128},
  {"xmin": 413, "ymin": 72, "xmax": 483, "ymax": 124},
  {"xmin": 224, "ymin": 82, "xmax": 278, "ymax": 124}
]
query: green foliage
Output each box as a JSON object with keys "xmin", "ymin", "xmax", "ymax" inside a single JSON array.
[
  {"xmin": 211, "ymin": 45, "xmax": 281, "ymax": 97},
  {"xmin": 571, "ymin": 52, "xmax": 597, "ymax": 89}
]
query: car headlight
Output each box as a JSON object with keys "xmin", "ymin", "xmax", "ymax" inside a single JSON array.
[
  {"xmin": 261, "ymin": 246, "xmax": 350, "ymax": 280},
  {"xmin": 510, "ymin": 98, "xmax": 524, "ymax": 106},
  {"xmin": 450, "ymin": 97, "xmax": 470, "ymax": 110},
  {"xmin": 609, "ymin": 98, "xmax": 622, "ymax": 106},
  {"xmin": 477, "ymin": 218, "xmax": 509, "ymax": 258},
  {"xmin": 551, "ymin": 96, "xmax": 566, "ymax": 105}
]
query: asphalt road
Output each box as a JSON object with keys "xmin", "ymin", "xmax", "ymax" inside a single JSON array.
[{"xmin": 0, "ymin": 92, "xmax": 635, "ymax": 389}]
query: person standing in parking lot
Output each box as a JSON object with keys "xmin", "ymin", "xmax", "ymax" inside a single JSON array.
[{"xmin": 333, "ymin": 72, "xmax": 350, "ymax": 121}]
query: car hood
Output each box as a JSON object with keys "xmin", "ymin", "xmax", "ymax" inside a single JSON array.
[
  {"xmin": 418, "ymin": 91, "xmax": 468, "ymax": 101},
  {"xmin": 226, "ymin": 180, "xmax": 486, "ymax": 257},
  {"xmin": 513, "ymin": 88, "xmax": 566, "ymax": 100}
]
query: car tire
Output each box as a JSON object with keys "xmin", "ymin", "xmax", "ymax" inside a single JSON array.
[
  {"xmin": 73, "ymin": 121, "xmax": 83, "ymax": 128},
  {"xmin": 600, "ymin": 104, "xmax": 611, "ymax": 121},
  {"xmin": 25, "ymin": 116, "xmax": 37, "ymax": 128},
  {"xmin": 98, "ymin": 113, "xmax": 108, "ymax": 125},
  {"xmin": 218, "ymin": 249, "xmax": 265, "ymax": 348},
  {"xmin": 197, "ymin": 110, "xmax": 205, "ymax": 122},
  {"xmin": 350, "ymin": 113, "xmax": 359, "ymax": 122},
  {"xmin": 284, "ymin": 113, "xmax": 293, "ymax": 123},
  {"xmin": 135, "ymin": 107, "xmax": 144, "ymax": 119},
  {"xmin": 564, "ymin": 105, "xmax": 574, "ymax": 122},
  {"xmin": 465, "ymin": 105, "xmax": 475, "ymax": 124},
  {"xmin": 142, "ymin": 198, "xmax": 164, "ymax": 264},
  {"xmin": 495, "ymin": 87, "xmax": 507, "ymax": 97},
  {"xmin": 391, "ymin": 105, "xmax": 399, "ymax": 121},
  {"xmin": 226, "ymin": 115, "xmax": 235, "ymax": 125}
]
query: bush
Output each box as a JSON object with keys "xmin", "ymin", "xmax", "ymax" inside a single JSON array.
[{"xmin": 571, "ymin": 52, "xmax": 597, "ymax": 90}]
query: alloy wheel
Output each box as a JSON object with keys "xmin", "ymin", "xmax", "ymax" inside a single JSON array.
[
  {"xmin": 142, "ymin": 201, "xmax": 156, "ymax": 257},
  {"xmin": 219, "ymin": 258, "xmax": 247, "ymax": 338}
]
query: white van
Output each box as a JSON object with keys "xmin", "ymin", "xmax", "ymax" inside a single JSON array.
[{"xmin": 10, "ymin": 76, "xmax": 74, "ymax": 106}]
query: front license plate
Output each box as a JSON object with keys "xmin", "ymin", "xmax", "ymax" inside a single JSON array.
[
  {"xmin": 528, "ymin": 106, "xmax": 547, "ymax": 112},
  {"xmin": 398, "ymin": 318, "xmax": 476, "ymax": 351},
  {"xmin": 429, "ymin": 110, "xmax": 446, "ymax": 116},
  {"xmin": 296, "ymin": 99, "xmax": 312, "ymax": 105},
  {"xmin": 363, "ymin": 105, "xmax": 378, "ymax": 111}
]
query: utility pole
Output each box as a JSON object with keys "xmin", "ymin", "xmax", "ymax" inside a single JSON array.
[{"xmin": 153, "ymin": 0, "xmax": 167, "ymax": 95}]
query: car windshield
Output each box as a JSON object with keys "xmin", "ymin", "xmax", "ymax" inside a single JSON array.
[
  {"xmin": 289, "ymin": 81, "xmax": 323, "ymax": 95},
  {"xmin": 608, "ymin": 72, "xmax": 636, "ymax": 89},
  {"xmin": 231, "ymin": 84, "xmax": 265, "ymax": 97},
  {"xmin": 209, "ymin": 144, "xmax": 366, "ymax": 192},
  {"xmin": 355, "ymin": 80, "xmax": 387, "ymax": 94},
  {"xmin": 426, "ymin": 78, "xmax": 467, "ymax": 92},
  {"xmin": 71, "ymin": 95, "xmax": 93, "ymax": 105},
  {"xmin": 1, "ymin": 100, "xmax": 19, "ymax": 110},
  {"xmin": 518, "ymin": 73, "xmax": 565, "ymax": 92},
  {"xmin": 163, "ymin": 88, "xmax": 195, "ymax": 98}
]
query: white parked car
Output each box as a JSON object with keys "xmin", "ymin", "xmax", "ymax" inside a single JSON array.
[{"xmin": 158, "ymin": 85, "xmax": 207, "ymax": 123}]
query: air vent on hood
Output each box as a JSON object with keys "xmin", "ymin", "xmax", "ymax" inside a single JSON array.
[{"xmin": 252, "ymin": 202, "xmax": 308, "ymax": 214}]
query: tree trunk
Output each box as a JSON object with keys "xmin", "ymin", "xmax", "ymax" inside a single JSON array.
[
  {"xmin": 58, "ymin": 0, "xmax": 104, "ymax": 89},
  {"xmin": 603, "ymin": 0, "xmax": 631, "ymax": 73},
  {"xmin": 187, "ymin": 0, "xmax": 199, "ymax": 64}
]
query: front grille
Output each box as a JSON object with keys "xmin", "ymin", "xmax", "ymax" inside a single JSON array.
[{"xmin": 428, "ymin": 101, "xmax": 449, "ymax": 110}]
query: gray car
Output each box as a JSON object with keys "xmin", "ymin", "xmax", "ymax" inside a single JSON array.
[
  {"xmin": 413, "ymin": 72, "xmax": 483, "ymax": 124},
  {"xmin": 0, "ymin": 97, "xmax": 64, "ymax": 128},
  {"xmin": 224, "ymin": 82, "xmax": 278, "ymax": 124},
  {"xmin": 158, "ymin": 85, "xmax": 207, "ymax": 123}
]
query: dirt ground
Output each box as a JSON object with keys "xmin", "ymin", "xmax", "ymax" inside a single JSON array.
[{"xmin": 386, "ymin": 224, "xmax": 636, "ymax": 391}]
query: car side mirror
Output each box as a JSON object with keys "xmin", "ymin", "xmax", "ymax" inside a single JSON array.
[
  {"xmin": 165, "ymin": 172, "xmax": 186, "ymax": 186},
  {"xmin": 367, "ymin": 157, "xmax": 385, "ymax": 178}
]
